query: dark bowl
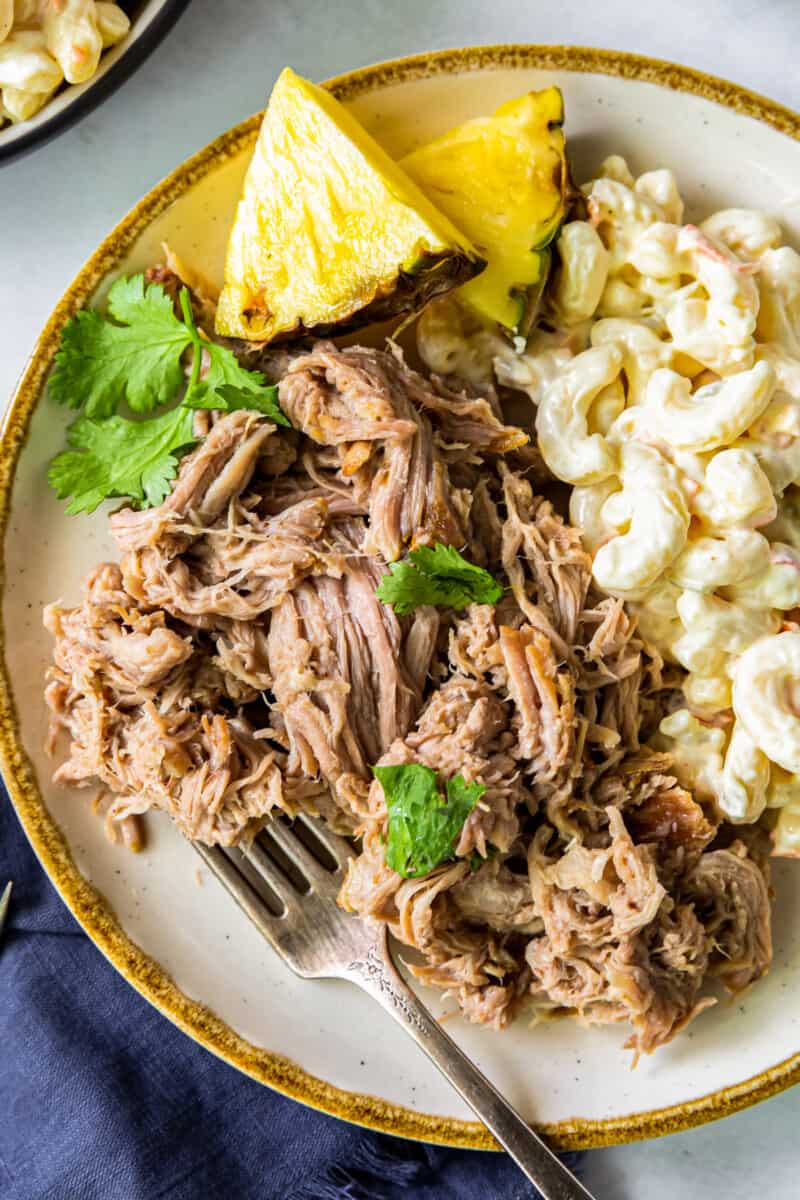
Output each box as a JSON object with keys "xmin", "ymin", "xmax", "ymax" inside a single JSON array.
[{"xmin": 0, "ymin": 0, "xmax": 191, "ymax": 165}]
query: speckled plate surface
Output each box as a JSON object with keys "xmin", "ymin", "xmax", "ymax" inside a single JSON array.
[{"xmin": 2, "ymin": 46, "xmax": 799, "ymax": 1149}]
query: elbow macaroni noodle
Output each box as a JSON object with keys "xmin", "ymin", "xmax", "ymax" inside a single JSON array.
[
  {"xmin": 639, "ymin": 360, "xmax": 774, "ymax": 453},
  {"xmin": 720, "ymin": 722, "xmax": 770, "ymax": 824},
  {"xmin": 668, "ymin": 528, "xmax": 770, "ymax": 592},
  {"xmin": 0, "ymin": 1, "xmax": 129, "ymax": 127},
  {"xmin": 733, "ymin": 633, "xmax": 800, "ymax": 774},
  {"xmin": 551, "ymin": 221, "xmax": 610, "ymax": 325},
  {"xmin": 534, "ymin": 344, "xmax": 621, "ymax": 484},
  {"xmin": 419, "ymin": 155, "xmax": 800, "ymax": 847},
  {"xmin": 592, "ymin": 441, "xmax": 689, "ymax": 593},
  {"xmin": 43, "ymin": 0, "xmax": 103, "ymax": 86},
  {"xmin": 691, "ymin": 446, "xmax": 777, "ymax": 531}
]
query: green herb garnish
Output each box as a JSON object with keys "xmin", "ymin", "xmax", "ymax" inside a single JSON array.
[
  {"xmin": 375, "ymin": 544, "xmax": 503, "ymax": 615},
  {"xmin": 176, "ymin": 291, "xmax": 289, "ymax": 424},
  {"xmin": 50, "ymin": 275, "xmax": 196, "ymax": 417},
  {"xmin": 48, "ymin": 274, "xmax": 290, "ymax": 514},
  {"xmin": 185, "ymin": 382, "xmax": 289, "ymax": 425},
  {"xmin": 49, "ymin": 406, "xmax": 197, "ymax": 516},
  {"xmin": 373, "ymin": 762, "xmax": 485, "ymax": 878}
]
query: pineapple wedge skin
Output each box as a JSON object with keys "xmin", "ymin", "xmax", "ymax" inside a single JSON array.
[
  {"xmin": 215, "ymin": 68, "xmax": 485, "ymax": 343},
  {"xmin": 400, "ymin": 87, "xmax": 568, "ymax": 335}
]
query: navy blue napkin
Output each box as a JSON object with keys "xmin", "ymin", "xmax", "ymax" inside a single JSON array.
[{"xmin": 0, "ymin": 792, "xmax": 583, "ymax": 1199}]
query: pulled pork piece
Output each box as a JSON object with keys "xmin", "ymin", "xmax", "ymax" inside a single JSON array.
[
  {"xmin": 44, "ymin": 563, "xmax": 193, "ymax": 692},
  {"xmin": 279, "ymin": 342, "xmax": 463, "ymax": 560},
  {"xmin": 413, "ymin": 952, "xmax": 531, "ymax": 1030},
  {"xmin": 415, "ymin": 375, "xmax": 529, "ymax": 457},
  {"xmin": 365, "ymin": 412, "xmax": 467, "ymax": 562},
  {"xmin": 340, "ymin": 677, "xmax": 537, "ymax": 1025},
  {"xmin": 527, "ymin": 810, "xmax": 664, "ymax": 958},
  {"xmin": 279, "ymin": 341, "xmax": 419, "ymax": 452},
  {"xmin": 578, "ymin": 596, "xmax": 646, "ymax": 690},
  {"xmin": 403, "ymin": 605, "xmax": 441, "ymax": 695},
  {"xmin": 111, "ymin": 409, "xmax": 275, "ymax": 554},
  {"xmin": 448, "ymin": 608, "xmax": 578, "ymax": 831},
  {"xmin": 112, "ymin": 411, "xmax": 348, "ymax": 627},
  {"xmin": 567, "ymin": 751, "xmax": 716, "ymax": 866},
  {"xmin": 468, "ymin": 477, "xmax": 505, "ymax": 568},
  {"xmin": 113, "ymin": 412, "xmax": 347, "ymax": 628},
  {"xmin": 620, "ymin": 763, "xmax": 716, "ymax": 865},
  {"xmin": 340, "ymin": 826, "xmax": 528, "ymax": 1029},
  {"xmin": 213, "ymin": 619, "xmax": 272, "ymax": 693},
  {"xmin": 266, "ymin": 554, "xmax": 438, "ymax": 827},
  {"xmin": 280, "ymin": 341, "xmax": 525, "ymax": 462},
  {"xmin": 499, "ymin": 464, "xmax": 592, "ymax": 655},
  {"xmin": 524, "ymin": 810, "xmax": 715, "ymax": 1055},
  {"xmin": 44, "ymin": 565, "xmax": 285, "ymax": 845},
  {"xmin": 366, "ymin": 674, "xmax": 535, "ymax": 856},
  {"xmin": 121, "ymin": 495, "xmax": 339, "ymax": 626},
  {"xmin": 450, "ymin": 858, "xmax": 542, "ymax": 935},
  {"xmin": 604, "ymin": 807, "xmax": 667, "ymax": 935},
  {"xmin": 608, "ymin": 907, "xmax": 715, "ymax": 1058},
  {"xmin": 448, "ymin": 608, "xmax": 576, "ymax": 780},
  {"xmin": 279, "ymin": 343, "xmax": 525, "ymax": 561},
  {"xmin": 498, "ymin": 625, "xmax": 575, "ymax": 783},
  {"xmin": 681, "ymin": 843, "xmax": 772, "ymax": 992},
  {"xmin": 110, "ymin": 412, "xmax": 340, "ymax": 628}
]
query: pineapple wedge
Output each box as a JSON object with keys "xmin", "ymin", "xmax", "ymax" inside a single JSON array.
[
  {"xmin": 215, "ymin": 68, "xmax": 485, "ymax": 342},
  {"xmin": 400, "ymin": 88, "xmax": 568, "ymax": 335}
]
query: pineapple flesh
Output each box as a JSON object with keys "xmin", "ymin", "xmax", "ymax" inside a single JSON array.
[
  {"xmin": 400, "ymin": 87, "xmax": 568, "ymax": 335},
  {"xmin": 215, "ymin": 68, "xmax": 485, "ymax": 343}
]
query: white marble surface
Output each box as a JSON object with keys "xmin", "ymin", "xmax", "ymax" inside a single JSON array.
[{"xmin": 1, "ymin": 1, "xmax": 798, "ymax": 1196}]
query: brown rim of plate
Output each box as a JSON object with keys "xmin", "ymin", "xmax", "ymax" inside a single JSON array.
[{"xmin": 1, "ymin": 44, "xmax": 799, "ymax": 1152}]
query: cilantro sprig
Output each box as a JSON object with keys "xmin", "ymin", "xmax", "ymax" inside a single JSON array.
[
  {"xmin": 176, "ymin": 290, "xmax": 288, "ymax": 424},
  {"xmin": 48, "ymin": 274, "xmax": 289, "ymax": 515},
  {"xmin": 50, "ymin": 275, "xmax": 193, "ymax": 418},
  {"xmin": 373, "ymin": 762, "xmax": 485, "ymax": 879},
  {"xmin": 49, "ymin": 407, "xmax": 197, "ymax": 516},
  {"xmin": 375, "ymin": 544, "xmax": 503, "ymax": 615}
]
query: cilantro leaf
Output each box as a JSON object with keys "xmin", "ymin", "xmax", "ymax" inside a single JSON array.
[
  {"xmin": 106, "ymin": 273, "xmax": 177, "ymax": 326},
  {"xmin": 203, "ymin": 339, "xmax": 272, "ymax": 396},
  {"xmin": 185, "ymin": 382, "xmax": 291, "ymax": 426},
  {"xmin": 178, "ymin": 286, "xmax": 286, "ymax": 418},
  {"xmin": 50, "ymin": 276, "xmax": 192, "ymax": 418},
  {"xmin": 47, "ymin": 275, "xmax": 292, "ymax": 517},
  {"xmin": 373, "ymin": 763, "xmax": 485, "ymax": 878},
  {"xmin": 48, "ymin": 406, "xmax": 196, "ymax": 516},
  {"xmin": 48, "ymin": 275, "xmax": 280, "ymax": 421},
  {"xmin": 375, "ymin": 544, "xmax": 503, "ymax": 615}
]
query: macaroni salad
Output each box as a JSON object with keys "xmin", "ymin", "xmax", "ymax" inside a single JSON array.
[
  {"xmin": 419, "ymin": 155, "xmax": 800, "ymax": 855},
  {"xmin": 0, "ymin": 0, "xmax": 129, "ymax": 126}
]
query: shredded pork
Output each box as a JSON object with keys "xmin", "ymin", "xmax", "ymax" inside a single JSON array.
[{"xmin": 45, "ymin": 332, "xmax": 773, "ymax": 1057}]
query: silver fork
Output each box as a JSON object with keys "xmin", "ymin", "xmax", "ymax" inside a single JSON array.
[{"xmin": 195, "ymin": 814, "xmax": 596, "ymax": 1200}]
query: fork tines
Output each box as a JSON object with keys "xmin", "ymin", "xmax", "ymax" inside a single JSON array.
[{"xmin": 193, "ymin": 814, "xmax": 356, "ymax": 968}]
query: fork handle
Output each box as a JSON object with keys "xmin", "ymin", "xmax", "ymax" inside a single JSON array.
[{"xmin": 343, "ymin": 944, "xmax": 596, "ymax": 1200}]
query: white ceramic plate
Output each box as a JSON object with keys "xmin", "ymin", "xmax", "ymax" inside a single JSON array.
[{"xmin": 2, "ymin": 46, "xmax": 799, "ymax": 1149}]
